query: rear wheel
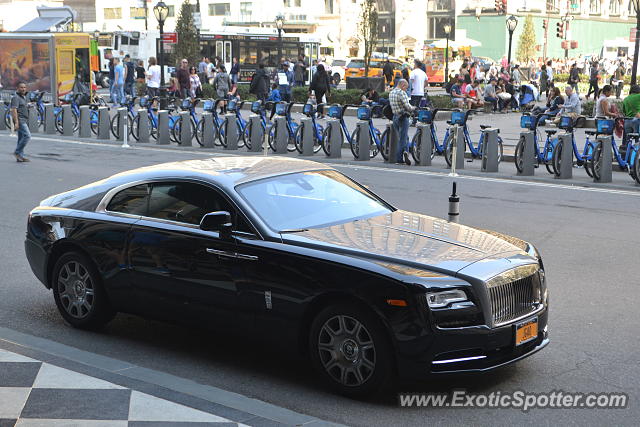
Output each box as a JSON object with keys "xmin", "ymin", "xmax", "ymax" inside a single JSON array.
[
  {"xmin": 377, "ymin": 129, "xmax": 386, "ymax": 160},
  {"xmin": 444, "ymin": 133, "xmax": 455, "ymax": 167},
  {"xmin": 552, "ymin": 141, "xmax": 563, "ymax": 177},
  {"xmin": 195, "ymin": 119, "xmax": 205, "ymax": 147},
  {"xmin": 514, "ymin": 137, "xmax": 525, "ymax": 173},
  {"xmin": 584, "ymin": 142, "xmax": 597, "ymax": 178},
  {"xmin": 110, "ymin": 113, "xmax": 132, "ymax": 139},
  {"xmin": 349, "ymin": 128, "xmax": 359, "ymax": 158},
  {"xmin": 244, "ymin": 120, "xmax": 253, "ymax": 150},
  {"xmin": 294, "ymin": 123, "xmax": 304, "ymax": 153},
  {"xmin": 54, "ymin": 110, "xmax": 78, "ymax": 134},
  {"xmin": 321, "ymin": 126, "xmax": 332, "ymax": 155},
  {"xmin": 410, "ymin": 130, "xmax": 421, "ymax": 164},
  {"xmin": 52, "ymin": 252, "xmax": 115, "ymax": 330},
  {"xmin": 633, "ymin": 149, "xmax": 640, "ymax": 185},
  {"xmin": 90, "ymin": 110, "xmax": 99, "ymax": 136}
]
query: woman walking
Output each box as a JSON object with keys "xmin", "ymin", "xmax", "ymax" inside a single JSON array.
[
  {"xmin": 539, "ymin": 64, "xmax": 549, "ymax": 100},
  {"xmin": 189, "ymin": 66, "xmax": 202, "ymax": 98},
  {"xmin": 309, "ymin": 64, "xmax": 331, "ymax": 118},
  {"xmin": 214, "ymin": 65, "xmax": 231, "ymax": 113}
]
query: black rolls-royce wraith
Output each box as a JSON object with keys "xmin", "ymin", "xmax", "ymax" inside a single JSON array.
[{"xmin": 25, "ymin": 157, "xmax": 548, "ymax": 396}]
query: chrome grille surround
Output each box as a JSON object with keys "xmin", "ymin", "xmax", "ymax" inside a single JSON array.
[{"xmin": 486, "ymin": 264, "xmax": 543, "ymax": 327}]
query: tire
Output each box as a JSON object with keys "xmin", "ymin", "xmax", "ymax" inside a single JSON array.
[
  {"xmin": 322, "ymin": 126, "xmax": 332, "ymax": 156},
  {"xmin": 590, "ymin": 142, "xmax": 602, "ymax": 181},
  {"xmin": 294, "ymin": 123, "xmax": 304, "ymax": 153},
  {"xmin": 53, "ymin": 110, "xmax": 78, "ymax": 134},
  {"xmin": 514, "ymin": 137, "xmax": 525, "ymax": 173},
  {"xmin": 99, "ymin": 75, "xmax": 109, "ymax": 88},
  {"xmin": 131, "ymin": 114, "xmax": 141, "ymax": 141},
  {"xmin": 90, "ymin": 110, "xmax": 99, "ymax": 136},
  {"xmin": 54, "ymin": 110, "xmax": 63, "ymax": 134},
  {"xmin": 51, "ymin": 252, "xmax": 115, "ymax": 330},
  {"xmin": 314, "ymin": 125, "xmax": 324, "ymax": 153},
  {"xmin": 195, "ymin": 119, "xmax": 205, "ymax": 147},
  {"xmin": 444, "ymin": 132, "xmax": 455, "ymax": 167},
  {"xmin": 213, "ymin": 120, "xmax": 224, "ymax": 146},
  {"xmin": 349, "ymin": 128, "xmax": 359, "ymax": 158},
  {"xmin": 584, "ymin": 142, "xmax": 596, "ymax": 179},
  {"xmin": 110, "ymin": 113, "xmax": 133, "ymax": 139},
  {"xmin": 239, "ymin": 122, "xmax": 248, "ymax": 149},
  {"xmin": 377, "ymin": 129, "xmax": 386, "ymax": 160},
  {"xmin": 308, "ymin": 303, "xmax": 394, "ymax": 397},
  {"xmin": 410, "ymin": 131, "xmax": 421, "ymax": 164},
  {"xmin": 552, "ymin": 141, "xmax": 563, "ymax": 177},
  {"xmin": 543, "ymin": 141, "xmax": 555, "ymax": 175},
  {"xmin": 633, "ymin": 149, "xmax": 640, "ymax": 185}
]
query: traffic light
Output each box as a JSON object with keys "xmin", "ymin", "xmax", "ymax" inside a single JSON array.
[
  {"xmin": 556, "ymin": 22, "xmax": 564, "ymax": 38},
  {"xmin": 542, "ymin": 19, "xmax": 548, "ymax": 30},
  {"xmin": 495, "ymin": 0, "xmax": 503, "ymax": 13}
]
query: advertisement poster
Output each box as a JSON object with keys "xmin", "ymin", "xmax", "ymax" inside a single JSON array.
[{"xmin": 0, "ymin": 39, "xmax": 51, "ymax": 92}]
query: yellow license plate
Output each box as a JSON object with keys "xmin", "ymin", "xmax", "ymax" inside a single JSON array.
[{"xmin": 515, "ymin": 318, "xmax": 538, "ymax": 346}]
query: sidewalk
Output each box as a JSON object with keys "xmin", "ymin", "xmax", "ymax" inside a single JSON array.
[{"xmin": 0, "ymin": 328, "xmax": 339, "ymax": 427}]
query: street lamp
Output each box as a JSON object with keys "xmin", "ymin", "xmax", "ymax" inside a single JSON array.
[
  {"xmin": 443, "ymin": 23, "xmax": 451, "ymax": 86},
  {"xmin": 631, "ymin": 0, "xmax": 639, "ymax": 85},
  {"xmin": 275, "ymin": 14, "xmax": 285, "ymax": 65},
  {"xmin": 506, "ymin": 15, "xmax": 518, "ymax": 68},
  {"xmin": 153, "ymin": 1, "xmax": 169, "ymax": 87}
]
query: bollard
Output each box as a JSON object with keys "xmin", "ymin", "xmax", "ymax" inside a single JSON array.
[
  {"xmin": 201, "ymin": 112, "xmax": 215, "ymax": 148},
  {"xmin": 448, "ymin": 182, "xmax": 460, "ymax": 223},
  {"xmin": 416, "ymin": 123, "xmax": 433, "ymax": 166},
  {"xmin": 248, "ymin": 115, "xmax": 263, "ymax": 152},
  {"xmin": 28, "ymin": 105, "xmax": 39, "ymax": 133},
  {"xmin": 327, "ymin": 119, "xmax": 342, "ymax": 158},
  {"xmin": 97, "ymin": 107, "xmax": 110, "ymax": 139},
  {"xmin": 300, "ymin": 117, "xmax": 315, "ymax": 156},
  {"xmin": 0, "ymin": 103, "xmax": 6, "ymax": 130},
  {"xmin": 223, "ymin": 113, "xmax": 238, "ymax": 150},
  {"xmin": 453, "ymin": 124, "xmax": 466, "ymax": 171},
  {"xmin": 62, "ymin": 105, "xmax": 73, "ymax": 136},
  {"xmin": 385, "ymin": 122, "xmax": 399, "ymax": 164},
  {"xmin": 480, "ymin": 128, "xmax": 500, "ymax": 172},
  {"xmin": 179, "ymin": 111, "xmax": 193, "ymax": 146},
  {"xmin": 556, "ymin": 133, "xmax": 573, "ymax": 179},
  {"xmin": 44, "ymin": 104, "xmax": 55, "ymax": 134},
  {"xmin": 594, "ymin": 136, "xmax": 613, "ymax": 183},
  {"xmin": 116, "ymin": 108, "xmax": 127, "ymax": 141},
  {"xmin": 79, "ymin": 106, "xmax": 91, "ymax": 138},
  {"xmin": 136, "ymin": 109, "xmax": 150, "ymax": 143},
  {"xmin": 517, "ymin": 131, "xmax": 536, "ymax": 176},
  {"xmin": 156, "ymin": 110, "xmax": 170, "ymax": 145},
  {"xmin": 273, "ymin": 116, "xmax": 288, "ymax": 154},
  {"xmin": 355, "ymin": 120, "xmax": 371, "ymax": 161}
]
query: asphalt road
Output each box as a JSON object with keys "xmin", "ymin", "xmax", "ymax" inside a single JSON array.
[{"xmin": 1, "ymin": 134, "xmax": 639, "ymax": 426}]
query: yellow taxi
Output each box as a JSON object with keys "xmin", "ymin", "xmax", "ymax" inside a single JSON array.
[{"xmin": 344, "ymin": 58, "xmax": 404, "ymax": 84}]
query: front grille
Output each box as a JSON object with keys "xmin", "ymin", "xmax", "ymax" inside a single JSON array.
[{"xmin": 487, "ymin": 265, "xmax": 542, "ymax": 326}]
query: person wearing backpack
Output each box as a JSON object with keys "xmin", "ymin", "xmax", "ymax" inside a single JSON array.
[
  {"xmin": 309, "ymin": 64, "xmax": 331, "ymax": 118},
  {"xmin": 214, "ymin": 64, "xmax": 232, "ymax": 112},
  {"xmin": 124, "ymin": 55, "xmax": 136, "ymax": 97},
  {"xmin": 249, "ymin": 63, "xmax": 270, "ymax": 103}
]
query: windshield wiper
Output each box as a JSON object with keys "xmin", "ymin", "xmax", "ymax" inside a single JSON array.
[{"xmin": 280, "ymin": 228, "xmax": 309, "ymax": 233}]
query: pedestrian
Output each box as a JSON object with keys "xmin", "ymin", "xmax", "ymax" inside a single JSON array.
[
  {"xmin": 278, "ymin": 61, "xmax": 294, "ymax": 102},
  {"xmin": 401, "ymin": 67, "xmax": 411, "ymax": 95},
  {"xmin": 213, "ymin": 64, "xmax": 231, "ymax": 111},
  {"xmin": 539, "ymin": 64, "xmax": 549, "ymax": 99},
  {"xmin": 124, "ymin": 54, "xmax": 135, "ymax": 97},
  {"xmin": 230, "ymin": 57, "xmax": 240, "ymax": 84},
  {"xmin": 483, "ymin": 78, "xmax": 499, "ymax": 112},
  {"xmin": 135, "ymin": 60, "xmax": 146, "ymax": 84},
  {"xmin": 177, "ymin": 58, "xmax": 190, "ymax": 99},
  {"xmin": 613, "ymin": 61, "xmax": 625, "ymax": 99},
  {"xmin": 553, "ymin": 86, "xmax": 581, "ymax": 124},
  {"xmin": 206, "ymin": 58, "xmax": 215, "ymax": 84},
  {"xmin": 511, "ymin": 64, "xmax": 522, "ymax": 86},
  {"xmin": 146, "ymin": 57, "xmax": 161, "ymax": 98},
  {"xmin": 595, "ymin": 85, "xmax": 618, "ymax": 118},
  {"xmin": 383, "ymin": 59, "xmax": 394, "ymax": 90},
  {"xmin": 409, "ymin": 59, "xmax": 428, "ymax": 124},
  {"xmin": 622, "ymin": 84, "xmax": 640, "ymax": 147},
  {"xmin": 189, "ymin": 66, "xmax": 202, "ymax": 98},
  {"xmin": 294, "ymin": 55, "xmax": 306, "ymax": 87},
  {"xmin": 108, "ymin": 58, "xmax": 116, "ymax": 103},
  {"xmin": 389, "ymin": 79, "xmax": 415, "ymax": 165},
  {"xmin": 309, "ymin": 64, "xmax": 331, "ymax": 118},
  {"xmin": 568, "ymin": 62, "xmax": 580, "ymax": 94},
  {"xmin": 10, "ymin": 82, "xmax": 30, "ymax": 162},
  {"xmin": 198, "ymin": 57, "xmax": 208, "ymax": 83},
  {"xmin": 586, "ymin": 61, "xmax": 600, "ymax": 100},
  {"xmin": 112, "ymin": 58, "xmax": 125, "ymax": 105},
  {"xmin": 249, "ymin": 63, "xmax": 270, "ymax": 103}
]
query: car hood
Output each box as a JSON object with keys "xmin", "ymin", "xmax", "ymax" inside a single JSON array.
[{"xmin": 280, "ymin": 210, "xmax": 531, "ymax": 275}]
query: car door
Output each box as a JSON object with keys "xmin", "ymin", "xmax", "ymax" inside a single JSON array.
[{"xmin": 127, "ymin": 181, "xmax": 251, "ymax": 330}]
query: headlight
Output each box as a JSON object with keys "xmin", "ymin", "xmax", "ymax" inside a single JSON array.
[{"xmin": 427, "ymin": 289, "xmax": 467, "ymax": 309}]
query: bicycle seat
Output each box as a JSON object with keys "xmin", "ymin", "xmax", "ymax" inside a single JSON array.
[
  {"xmin": 628, "ymin": 132, "xmax": 640, "ymax": 139},
  {"xmin": 479, "ymin": 125, "xmax": 491, "ymax": 130},
  {"xmin": 585, "ymin": 130, "xmax": 596, "ymax": 136},
  {"xmin": 544, "ymin": 130, "xmax": 557, "ymax": 135}
]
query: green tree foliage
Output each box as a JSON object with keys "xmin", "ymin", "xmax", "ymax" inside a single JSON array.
[
  {"xmin": 174, "ymin": 1, "xmax": 200, "ymax": 66},
  {"xmin": 358, "ymin": 0, "xmax": 378, "ymax": 77},
  {"xmin": 516, "ymin": 15, "xmax": 537, "ymax": 64}
]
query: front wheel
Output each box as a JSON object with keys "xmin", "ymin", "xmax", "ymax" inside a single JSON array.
[
  {"xmin": 552, "ymin": 141, "xmax": 563, "ymax": 177},
  {"xmin": 514, "ymin": 137, "xmax": 525, "ymax": 173},
  {"xmin": 52, "ymin": 252, "xmax": 115, "ymax": 330},
  {"xmin": 321, "ymin": 126, "xmax": 332, "ymax": 156},
  {"xmin": 410, "ymin": 130, "xmax": 421, "ymax": 164},
  {"xmin": 294, "ymin": 123, "xmax": 305, "ymax": 153},
  {"xmin": 308, "ymin": 304, "xmax": 394, "ymax": 398},
  {"xmin": 444, "ymin": 133, "xmax": 455, "ymax": 167},
  {"xmin": 584, "ymin": 142, "xmax": 596, "ymax": 178},
  {"xmin": 633, "ymin": 148, "xmax": 640, "ymax": 185}
]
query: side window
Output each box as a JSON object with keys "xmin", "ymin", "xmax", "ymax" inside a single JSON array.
[
  {"xmin": 106, "ymin": 184, "xmax": 149, "ymax": 215},
  {"xmin": 147, "ymin": 182, "xmax": 252, "ymax": 232}
]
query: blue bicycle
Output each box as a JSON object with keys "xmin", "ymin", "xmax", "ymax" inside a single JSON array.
[
  {"xmin": 321, "ymin": 104, "xmax": 357, "ymax": 156},
  {"xmin": 550, "ymin": 115, "xmax": 597, "ymax": 178},
  {"xmin": 443, "ymin": 109, "xmax": 504, "ymax": 167},
  {"xmin": 514, "ymin": 113, "xmax": 557, "ymax": 175},
  {"xmin": 590, "ymin": 117, "xmax": 640, "ymax": 183},
  {"xmin": 110, "ymin": 96, "xmax": 137, "ymax": 139},
  {"xmin": 172, "ymin": 98, "xmax": 209, "ymax": 145},
  {"xmin": 294, "ymin": 103, "xmax": 325, "ymax": 154},
  {"xmin": 243, "ymin": 100, "xmax": 275, "ymax": 150},
  {"xmin": 349, "ymin": 105, "xmax": 389, "ymax": 160},
  {"xmin": 268, "ymin": 102, "xmax": 298, "ymax": 152},
  {"xmin": 220, "ymin": 99, "xmax": 249, "ymax": 148},
  {"xmin": 410, "ymin": 108, "xmax": 444, "ymax": 162},
  {"xmin": 131, "ymin": 96, "xmax": 180, "ymax": 142}
]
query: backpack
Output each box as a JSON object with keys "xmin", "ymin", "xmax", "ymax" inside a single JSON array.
[{"xmin": 382, "ymin": 103, "xmax": 393, "ymax": 120}]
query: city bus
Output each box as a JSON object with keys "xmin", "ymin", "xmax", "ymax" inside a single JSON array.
[{"xmin": 199, "ymin": 27, "xmax": 320, "ymax": 83}]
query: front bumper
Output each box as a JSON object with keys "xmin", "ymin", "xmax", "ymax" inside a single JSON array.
[{"xmin": 395, "ymin": 307, "xmax": 548, "ymax": 379}]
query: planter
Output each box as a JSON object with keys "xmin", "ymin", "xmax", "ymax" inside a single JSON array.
[{"xmin": 346, "ymin": 77, "xmax": 385, "ymax": 93}]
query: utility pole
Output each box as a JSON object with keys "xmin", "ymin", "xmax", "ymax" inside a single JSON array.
[
  {"xmin": 144, "ymin": 0, "xmax": 148, "ymax": 31},
  {"xmin": 632, "ymin": 0, "xmax": 640, "ymax": 85},
  {"xmin": 542, "ymin": 17, "xmax": 548, "ymax": 62}
]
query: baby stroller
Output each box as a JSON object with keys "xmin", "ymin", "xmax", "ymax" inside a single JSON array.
[{"xmin": 518, "ymin": 84, "xmax": 538, "ymax": 112}]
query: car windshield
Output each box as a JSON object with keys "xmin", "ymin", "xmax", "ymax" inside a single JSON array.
[
  {"xmin": 237, "ymin": 170, "xmax": 393, "ymax": 232},
  {"xmin": 332, "ymin": 60, "xmax": 346, "ymax": 66},
  {"xmin": 346, "ymin": 60, "xmax": 365, "ymax": 68}
]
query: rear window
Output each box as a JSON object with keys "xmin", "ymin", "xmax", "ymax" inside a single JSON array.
[
  {"xmin": 346, "ymin": 60, "xmax": 365, "ymax": 68},
  {"xmin": 332, "ymin": 60, "xmax": 346, "ymax": 67}
]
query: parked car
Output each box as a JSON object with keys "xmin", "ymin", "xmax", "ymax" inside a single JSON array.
[
  {"xmin": 329, "ymin": 58, "xmax": 348, "ymax": 85},
  {"xmin": 25, "ymin": 157, "xmax": 549, "ymax": 396},
  {"xmin": 345, "ymin": 57, "xmax": 404, "ymax": 85}
]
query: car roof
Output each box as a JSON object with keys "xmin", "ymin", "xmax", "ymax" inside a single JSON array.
[{"xmin": 105, "ymin": 156, "xmax": 332, "ymax": 189}]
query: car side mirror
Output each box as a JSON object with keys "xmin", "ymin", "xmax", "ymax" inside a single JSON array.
[{"xmin": 200, "ymin": 211, "xmax": 232, "ymax": 239}]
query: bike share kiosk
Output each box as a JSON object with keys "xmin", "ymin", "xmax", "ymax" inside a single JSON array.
[
  {"xmin": 355, "ymin": 106, "xmax": 372, "ymax": 161},
  {"xmin": 156, "ymin": 110, "xmax": 170, "ymax": 145},
  {"xmin": 555, "ymin": 115, "xmax": 574, "ymax": 179},
  {"xmin": 273, "ymin": 102, "xmax": 289, "ymax": 154},
  {"xmin": 594, "ymin": 118, "xmax": 614, "ymax": 183},
  {"xmin": 325, "ymin": 105, "xmax": 342, "ymax": 158},
  {"xmin": 248, "ymin": 101, "xmax": 265, "ymax": 152},
  {"xmin": 136, "ymin": 98, "xmax": 151, "ymax": 143},
  {"xmin": 223, "ymin": 100, "xmax": 239, "ymax": 150},
  {"xmin": 178, "ymin": 99, "xmax": 193, "ymax": 147},
  {"xmin": 517, "ymin": 114, "xmax": 537, "ymax": 176},
  {"xmin": 298, "ymin": 103, "xmax": 315, "ymax": 156},
  {"xmin": 450, "ymin": 110, "xmax": 466, "ymax": 170},
  {"xmin": 480, "ymin": 126, "xmax": 500, "ymax": 172},
  {"xmin": 415, "ymin": 109, "xmax": 435, "ymax": 166}
]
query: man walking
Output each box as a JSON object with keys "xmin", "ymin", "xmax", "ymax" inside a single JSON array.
[
  {"xmin": 389, "ymin": 79, "xmax": 415, "ymax": 165},
  {"xmin": 278, "ymin": 61, "xmax": 294, "ymax": 102},
  {"xmin": 177, "ymin": 59, "xmax": 190, "ymax": 99},
  {"xmin": 112, "ymin": 58, "xmax": 125, "ymax": 105},
  {"xmin": 10, "ymin": 82, "xmax": 30, "ymax": 162},
  {"xmin": 409, "ymin": 60, "xmax": 427, "ymax": 125},
  {"xmin": 124, "ymin": 55, "xmax": 135, "ymax": 97}
]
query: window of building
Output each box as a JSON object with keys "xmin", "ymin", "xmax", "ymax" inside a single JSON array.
[
  {"xmin": 104, "ymin": 7, "xmax": 122, "ymax": 20},
  {"xmin": 130, "ymin": 7, "xmax": 145, "ymax": 19},
  {"xmin": 285, "ymin": 0, "xmax": 302, "ymax": 6},
  {"xmin": 569, "ymin": 0, "xmax": 580, "ymax": 13},
  {"xmin": 629, "ymin": 0, "xmax": 637, "ymax": 14},
  {"xmin": 589, "ymin": 0, "xmax": 601, "ymax": 13},
  {"xmin": 167, "ymin": 5, "xmax": 175, "ymax": 17},
  {"xmin": 240, "ymin": 2, "xmax": 252, "ymax": 20},
  {"xmin": 239, "ymin": 41, "xmax": 258, "ymax": 66},
  {"xmin": 609, "ymin": 0, "xmax": 620, "ymax": 15},
  {"xmin": 377, "ymin": 0, "xmax": 393, "ymax": 12},
  {"xmin": 325, "ymin": 0, "xmax": 334, "ymax": 14},
  {"xmin": 428, "ymin": 17, "xmax": 454, "ymax": 39},
  {"xmin": 428, "ymin": 0, "xmax": 453, "ymax": 11},
  {"xmin": 107, "ymin": 184, "xmax": 149, "ymax": 215},
  {"xmin": 209, "ymin": 3, "xmax": 231, "ymax": 16}
]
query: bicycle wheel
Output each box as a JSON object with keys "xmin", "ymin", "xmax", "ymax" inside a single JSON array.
[
  {"xmin": 244, "ymin": 120, "xmax": 252, "ymax": 150},
  {"xmin": 514, "ymin": 136, "xmax": 525, "ymax": 173},
  {"xmin": 287, "ymin": 126, "xmax": 297, "ymax": 152},
  {"xmin": 294, "ymin": 123, "xmax": 304, "ymax": 153},
  {"xmin": 54, "ymin": 110, "xmax": 63, "ymax": 134},
  {"xmin": 543, "ymin": 140, "xmax": 555, "ymax": 175},
  {"xmin": 444, "ymin": 132, "xmax": 455, "ymax": 167},
  {"xmin": 377, "ymin": 129, "xmax": 387, "ymax": 160},
  {"xmin": 90, "ymin": 111, "xmax": 99, "ymax": 136},
  {"xmin": 321, "ymin": 126, "xmax": 332, "ymax": 156},
  {"xmin": 633, "ymin": 148, "xmax": 640, "ymax": 185},
  {"xmin": 349, "ymin": 128, "xmax": 359, "ymax": 158},
  {"xmin": 552, "ymin": 141, "xmax": 563, "ymax": 177},
  {"xmin": 590, "ymin": 142, "xmax": 602, "ymax": 180},
  {"xmin": 195, "ymin": 119, "xmax": 205, "ymax": 147},
  {"xmin": 410, "ymin": 130, "xmax": 421, "ymax": 164},
  {"xmin": 497, "ymin": 137, "xmax": 504, "ymax": 163}
]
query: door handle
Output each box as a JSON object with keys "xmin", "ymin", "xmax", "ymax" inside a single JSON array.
[{"xmin": 206, "ymin": 248, "xmax": 258, "ymax": 261}]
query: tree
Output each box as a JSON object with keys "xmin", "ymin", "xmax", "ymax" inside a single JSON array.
[
  {"xmin": 174, "ymin": 0, "xmax": 200, "ymax": 66},
  {"xmin": 516, "ymin": 15, "xmax": 537, "ymax": 65},
  {"xmin": 358, "ymin": 0, "xmax": 378, "ymax": 77}
]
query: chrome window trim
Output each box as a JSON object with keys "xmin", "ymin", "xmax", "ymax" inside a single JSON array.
[{"xmin": 96, "ymin": 177, "xmax": 263, "ymax": 239}]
